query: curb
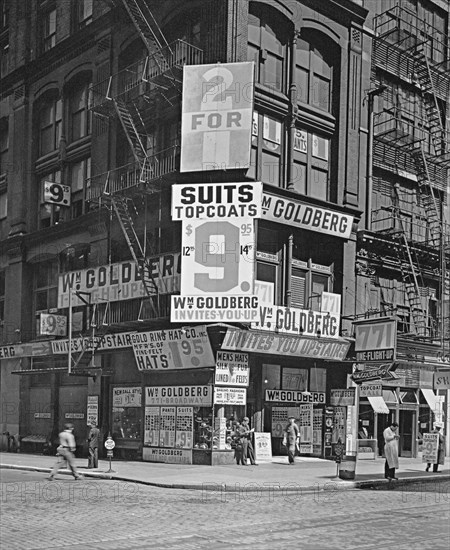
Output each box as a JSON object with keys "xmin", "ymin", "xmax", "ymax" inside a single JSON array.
[{"xmin": 1, "ymin": 463, "xmax": 448, "ymax": 493}]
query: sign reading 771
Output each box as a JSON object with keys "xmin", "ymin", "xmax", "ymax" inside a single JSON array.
[{"xmin": 354, "ymin": 318, "xmax": 397, "ymax": 362}]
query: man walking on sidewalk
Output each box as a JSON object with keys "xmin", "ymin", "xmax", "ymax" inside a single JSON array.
[
  {"xmin": 87, "ymin": 422, "xmax": 100, "ymax": 469},
  {"xmin": 48, "ymin": 423, "xmax": 83, "ymax": 481}
]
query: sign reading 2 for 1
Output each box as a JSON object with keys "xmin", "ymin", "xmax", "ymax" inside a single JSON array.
[{"xmin": 181, "ymin": 218, "xmax": 255, "ymax": 295}]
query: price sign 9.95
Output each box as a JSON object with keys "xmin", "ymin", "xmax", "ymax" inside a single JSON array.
[{"xmin": 180, "ymin": 218, "xmax": 255, "ymax": 295}]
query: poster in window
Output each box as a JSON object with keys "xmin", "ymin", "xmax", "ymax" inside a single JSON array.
[
  {"xmin": 332, "ymin": 406, "xmax": 346, "ymax": 444},
  {"xmin": 144, "ymin": 406, "xmax": 160, "ymax": 447},
  {"xmin": 159, "ymin": 407, "xmax": 176, "ymax": 448},
  {"xmin": 282, "ymin": 368, "xmax": 308, "ymax": 391},
  {"xmin": 271, "ymin": 406, "xmax": 300, "ymax": 437},
  {"xmin": 312, "ymin": 408, "xmax": 323, "ymax": 456},
  {"xmin": 175, "ymin": 407, "xmax": 193, "ymax": 449},
  {"xmin": 298, "ymin": 404, "xmax": 313, "ymax": 454}
]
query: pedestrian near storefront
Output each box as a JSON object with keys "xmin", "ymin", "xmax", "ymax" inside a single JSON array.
[
  {"xmin": 87, "ymin": 422, "xmax": 100, "ymax": 469},
  {"xmin": 240, "ymin": 417, "xmax": 257, "ymax": 466},
  {"xmin": 48, "ymin": 424, "xmax": 83, "ymax": 481},
  {"xmin": 383, "ymin": 422, "xmax": 400, "ymax": 480},
  {"xmin": 232, "ymin": 423, "xmax": 246, "ymax": 465},
  {"xmin": 425, "ymin": 422, "xmax": 445, "ymax": 473},
  {"xmin": 283, "ymin": 417, "xmax": 300, "ymax": 465}
]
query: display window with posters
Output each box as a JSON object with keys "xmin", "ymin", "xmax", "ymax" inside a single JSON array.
[{"xmin": 111, "ymin": 386, "xmax": 142, "ymax": 457}]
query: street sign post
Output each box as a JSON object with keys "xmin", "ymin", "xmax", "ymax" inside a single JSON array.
[{"xmin": 104, "ymin": 436, "xmax": 116, "ymax": 473}]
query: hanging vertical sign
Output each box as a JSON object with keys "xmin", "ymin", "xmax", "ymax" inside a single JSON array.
[{"xmin": 180, "ymin": 62, "xmax": 254, "ymax": 172}]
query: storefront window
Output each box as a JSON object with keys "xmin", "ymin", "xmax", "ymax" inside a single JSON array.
[
  {"xmin": 111, "ymin": 386, "xmax": 142, "ymax": 441},
  {"xmin": 193, "ymin": 407, "xmax": 213, "ymax": 449}
]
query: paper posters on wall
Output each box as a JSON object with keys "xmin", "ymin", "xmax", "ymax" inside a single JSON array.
[
  {"xmin": 175, "ymin": 407, "xmax": 194, "ymax": 449},
  {"xmin": 298, "ymin": 404, "xmax": 313, "ymax": 454},
  {"xmin": 159, "ymin": 407, "xmax": 176, "ymax": 448},
  {"xmin": 144, "ymin": 406, "xmax": 160, "ymax": 446},
  {"xmin": 271, "ymin": 407, "xmax": 300, "ymax": 437}
]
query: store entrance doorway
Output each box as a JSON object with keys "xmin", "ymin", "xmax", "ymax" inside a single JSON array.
[{"xmin": 399, "ymin": 409, "xmax": 416, "ymax": 458}]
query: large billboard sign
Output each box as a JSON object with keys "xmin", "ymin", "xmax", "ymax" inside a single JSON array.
[
  {"xmin": 180, "ymin": 62, "xmax": 254, "ymax": 172},
  {"xmin": 354, "ymin": 318, "xmax": 397, "ymax": 362},
  {"xmin": 58, "ymin": 252, "xmax": 180, "ymax": 308}
]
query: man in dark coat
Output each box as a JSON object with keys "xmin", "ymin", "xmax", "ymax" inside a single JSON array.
[{"xmin": 87, "ymin": 422, "xmax": 100, "ymax": 469}]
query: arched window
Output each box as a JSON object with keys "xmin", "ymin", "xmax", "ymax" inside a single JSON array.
[
  {"xmin": 247, "ymin": 4, "xmax": 289, "ymax": 93},
  {"xmin": 295, "ymin": 30, "xmax": 337, "ymax": 113},
  {"xmin": 67, "ymin": 75, "xmax": 92, "ymax": 142},
  {"xmin": 37, "ymin": 94, "xmax": 62, "ymax": 157}
]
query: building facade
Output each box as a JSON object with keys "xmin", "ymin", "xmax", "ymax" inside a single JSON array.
[{"xmin": 0, "ymin": 0, "xmax": 448, "ymax": 463}]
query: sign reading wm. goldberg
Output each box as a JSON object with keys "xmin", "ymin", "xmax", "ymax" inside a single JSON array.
[
  {"xmin": 58, "ymin": 252, "xmax": 180, "ymax": 308},
  {"xmin": 261, "ymin": 194, "xmax": 353, "ymax": 239},
  {"xmin": 145, "ymin": 385, "xmax": 212, "ymax": 406},
  {"xmin": 265, "ymin": 390, "xmax": 326, "ymax": 404},
  {"xmin": 222, "ymin": 328, "xmax": 350, "ymax": 361}
]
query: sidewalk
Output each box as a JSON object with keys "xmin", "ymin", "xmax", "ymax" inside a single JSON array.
[{"xmin": 1, "ymin": 451, "xmax": 449, "ymax": 493}]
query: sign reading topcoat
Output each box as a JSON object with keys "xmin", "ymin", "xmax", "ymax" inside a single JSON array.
[
  {"xmin": 171, "ymin": 182, "xmax": 262, "ymax": 220},
  {"xmin": 261, "ymin": 194, "xmax": 353, "ymax": 239}
]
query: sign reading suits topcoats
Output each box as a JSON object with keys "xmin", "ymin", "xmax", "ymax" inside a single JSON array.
[{"xmin": 180, "ymin": 62, "xmax": 254, "ymax": 172}]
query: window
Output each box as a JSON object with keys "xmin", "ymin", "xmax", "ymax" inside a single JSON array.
[
  {"xmin": 291, "ymin": 261, "xmax": 331, "ymax": 311},
  {"xmin": 39, "ymin": 170, "xmax": 62, "ymax": 228},
  {"xmin": 0, "ymin": 40, "xmax": 8, "ymax": 78},
  {"xmin": 69, "ymin": 82, "xmax": 91, "ymax": 142},
  {"xmin": 77, "ymin": 0, "xmax": 93, "ymax": 28},
  {"xmin": 34, "ymin": 260, "xmax": 58, "ymax": 314},
  {"xmin": 0, "ymin": 192, "xmax": 6, "ymax": 219},
  {"xmin": 69, "ymin": 157, "xmax": 91, "ymax": 218},
  {"xmin": 0, "ymin": 0, "xmax": 8, "ymax": 30},
  {"xmin": 247, "ymin": 5, "xmax": 288, "ymax": 92},
  {"xmin": 42, "ymin": 8, "xmax": 56, "ymax": 52},
  {"xmin": 250, "ymin": 112, "xmax": 283, "ymax": 187},
  {"xmin": 0, "ymin": 270, "xmax": 5, "ymax": 321},
  {"xmin": 293, "ymin": 130, "xmax": 330, "ymax": 200},
  {"xmin": 38, "ymin": 97, "xmax": 62, "ymax": 156},
  {"xmin": 295, "ymin": 31, "xmax": 336, "ymax": 113},
  {"xmin": 0, "ymin": 119, "xmax": 8, "ymax": 180}
]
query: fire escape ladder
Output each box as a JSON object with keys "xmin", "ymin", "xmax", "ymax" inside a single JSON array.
[
  {"xmin": 113, "ymin": 98, "xmax": 147, "ymax": 165},
  {"xmin": 412, "ymin": 46, "xmax": 446, "ymax": 157},
  {"xmin": 392, "ymin": 189, "xmax": 428, "ymax": 336},
  {"xmin": 411, "ymin": 145, "xmax": 442, "ymax": 248},
  {"xmin": 118, "ymin": 0, "xmax": 171, "ymax": 70},
  {"xmin": 108, "ymin": 195, "xmax": 159, "ymax": 317},
  {"xmin": 71, "ymin": 305, "xmax": 110, "ymax": 371}
]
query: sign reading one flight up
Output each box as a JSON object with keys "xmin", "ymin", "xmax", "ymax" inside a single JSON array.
[
  {"xmin": 354, "ymin": 318, "xmax": 397, "ymax": 362},
  {"xmin": 180, "ymin": 62, "xmax": 254, "ymax": 172}
]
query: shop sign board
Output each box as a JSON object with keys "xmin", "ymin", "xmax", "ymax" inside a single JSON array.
[
  {"xmin": 252, "ymin": 304, "xmax": 340, "ymax": 339},
  {"xmin": 215, "ymin": 351, "xmax": 249, "ymax": 386},
  {"xmin": 58, "ymin": 252, "xmax": 181, "ymax": 308},
  {"xmin": 351, "ymin": 363, "xmax": 397, "ymax": 383},
  {"xmin": 180, "ymin": 62, "xmax": 254, "ymax": 172},
  {"xmin": 112, "ymin": 387, "xmax": 141, "ymax": 407},
  {"xmin": 65, "ymin": 413, "xmax": 84, "ymax": 419},
  {"xmin": 222, "ymin": 328, "xmax": 350, "ymax": 361},
  {"xmin": 354, "ymin": 318, "xmax": 397, "ymax": 362},
  {"xmin": 0, "ymin": 341, "xmax": 52, "ymax": 359},
  {"xmin": 359, "ymin": 383, "xmax": 382, "ymax": 397},
  {"xmin": 34, "ymin": 412, "xmax": 51, "ymax": 419},
  {"xmin": 172, "ymin": 182, "xmax": 262, "ymax": 220},
  {"xmin": 254, "ymin": 433, "xmax": 272, "ymax": 461},
  {"xmin": 171, "ymin": 294, "xmax": 260, "ymax": 323},
  {"xmin": 434, "ymin": 372, "xmax": 450, "ymax": 390},
  {"xmin": 214, "ymin": 387, "xmax": 247, "ymax": 405},
  {"xmin": 330, "ymin": 389, "xmax": 356, "ymax": 406},
  {"xmin": 265, "ymin": 390, "xmax": 326, "ymax": 404},
  {"xmin": 44, "ymin": 181, "xmax": 71, "ymax": 206},
  {"xmin": 143, "ymin": 447, "xmax": 193, "ymax": 464},
  {"xmin": 178, "ymin": 217, "xmax": 256, "ymax": 297},
  {"xmin": 145, "ymin": 385, "xmax": 213, "ymax": 406},
  {"xmin": 131, "ymin": 326, "xmax": 214, "ymax": 371},
  {"xmin": 421, "ymin": 433, "xmax": 439, "ymax": 464},
  {"xmin": 39, "ymin": 313, "xmax": 67, "ymax": 337},
  {"xmin": 261, "ymin": 193, "xmax": 353, "ymax": 239},
  {"xmin": 87, "ymin": 395, "xmax": 99, "ymax": 426}
]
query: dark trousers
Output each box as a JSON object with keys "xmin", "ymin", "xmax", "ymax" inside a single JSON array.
[
  {"xmin": 88, "ymin": 447, "xmax": 98, "ymax": 468},
  {"xmin": 384, "ymin": 460, "xmax": 396, "ymax": 479},
  {"xmin": 235, "ymin": 445, "xmax": 245, "ymax": 465},
  {"xmin": 247, "ymin": 441, "xmax": 256, "ymax": 465},
  {"xmin": 426, "ymin": 462, "xmax": 439, "ymax": 472},
  {"xmin": 287, "ymin": 443, "xmax": 296, "ymax": 464}
]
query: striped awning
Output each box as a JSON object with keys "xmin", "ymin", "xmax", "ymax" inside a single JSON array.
[{"xmin": 367, "ymin": 395, "xmax": 390, "ymax": 414}]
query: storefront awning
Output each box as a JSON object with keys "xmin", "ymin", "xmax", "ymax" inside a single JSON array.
[
  {"xmin": 421, "ymin": 389, "xmax": 440, "ymax": 413},
  {"xmin": 367, "ymin": 395, "xmax": 390, "ymax": 414}
]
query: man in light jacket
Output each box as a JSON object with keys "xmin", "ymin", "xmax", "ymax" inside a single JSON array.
[
  {"xmin": 383, "ymin": 421, "xmax": 399, "ymax": 480},
  {"xmin": 48, "ymin": 423, "xmax": 83, "ymax": 481}
]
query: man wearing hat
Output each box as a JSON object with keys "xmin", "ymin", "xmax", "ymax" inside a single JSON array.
[
  {"xmin": 283, "ymin": 416, "xmax": 300, "ymax": 465},
  {"xmin": 240, "ymin": 417, "xmax": 257, "ymax": 466},
  {"xmin": 48, "ymin": 423, "xmax": 83, "ymax": 481},
  {"xmin": 87, "ymin": 421, "xmax": 100, "ymax": 469},
  {"xmin": 425, "ymin": 422, "xmax": 445, "ymax": 473}
]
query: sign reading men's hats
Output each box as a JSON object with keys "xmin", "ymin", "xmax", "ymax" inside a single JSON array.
[{"xmin": 180, "ymin": 62, "xmax": 254, "ymax": 172}]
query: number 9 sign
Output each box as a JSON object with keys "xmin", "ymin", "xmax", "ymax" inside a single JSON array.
[
  {"xmin": 181, "ymin": 218, "xmax": 255, "ymax": 295},
  {"xmin": 44, "ymin": 181, "xmax": 71, "ymax": 206}
]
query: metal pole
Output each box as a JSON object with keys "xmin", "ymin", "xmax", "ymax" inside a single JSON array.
[{"xmin": 68, "ymin": 290, "xmax": 72, "ymax": 374}]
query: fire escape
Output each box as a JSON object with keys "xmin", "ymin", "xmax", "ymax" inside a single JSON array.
[
  {"xmin": 362, "ymin": 6, "xmax": 450, "ymax": 337},
  {"xmin": 86, "ymin": 0, "xmax": 203, "ymax": 324}
]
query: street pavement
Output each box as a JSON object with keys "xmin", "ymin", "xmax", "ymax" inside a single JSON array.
[
  {"xmin": 1, "ymin": 451, "xmax": 449, "ymax": 492},
  {"xmin": 0, "ymin": 468, "xmax": 449, "ymax": 550}
]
